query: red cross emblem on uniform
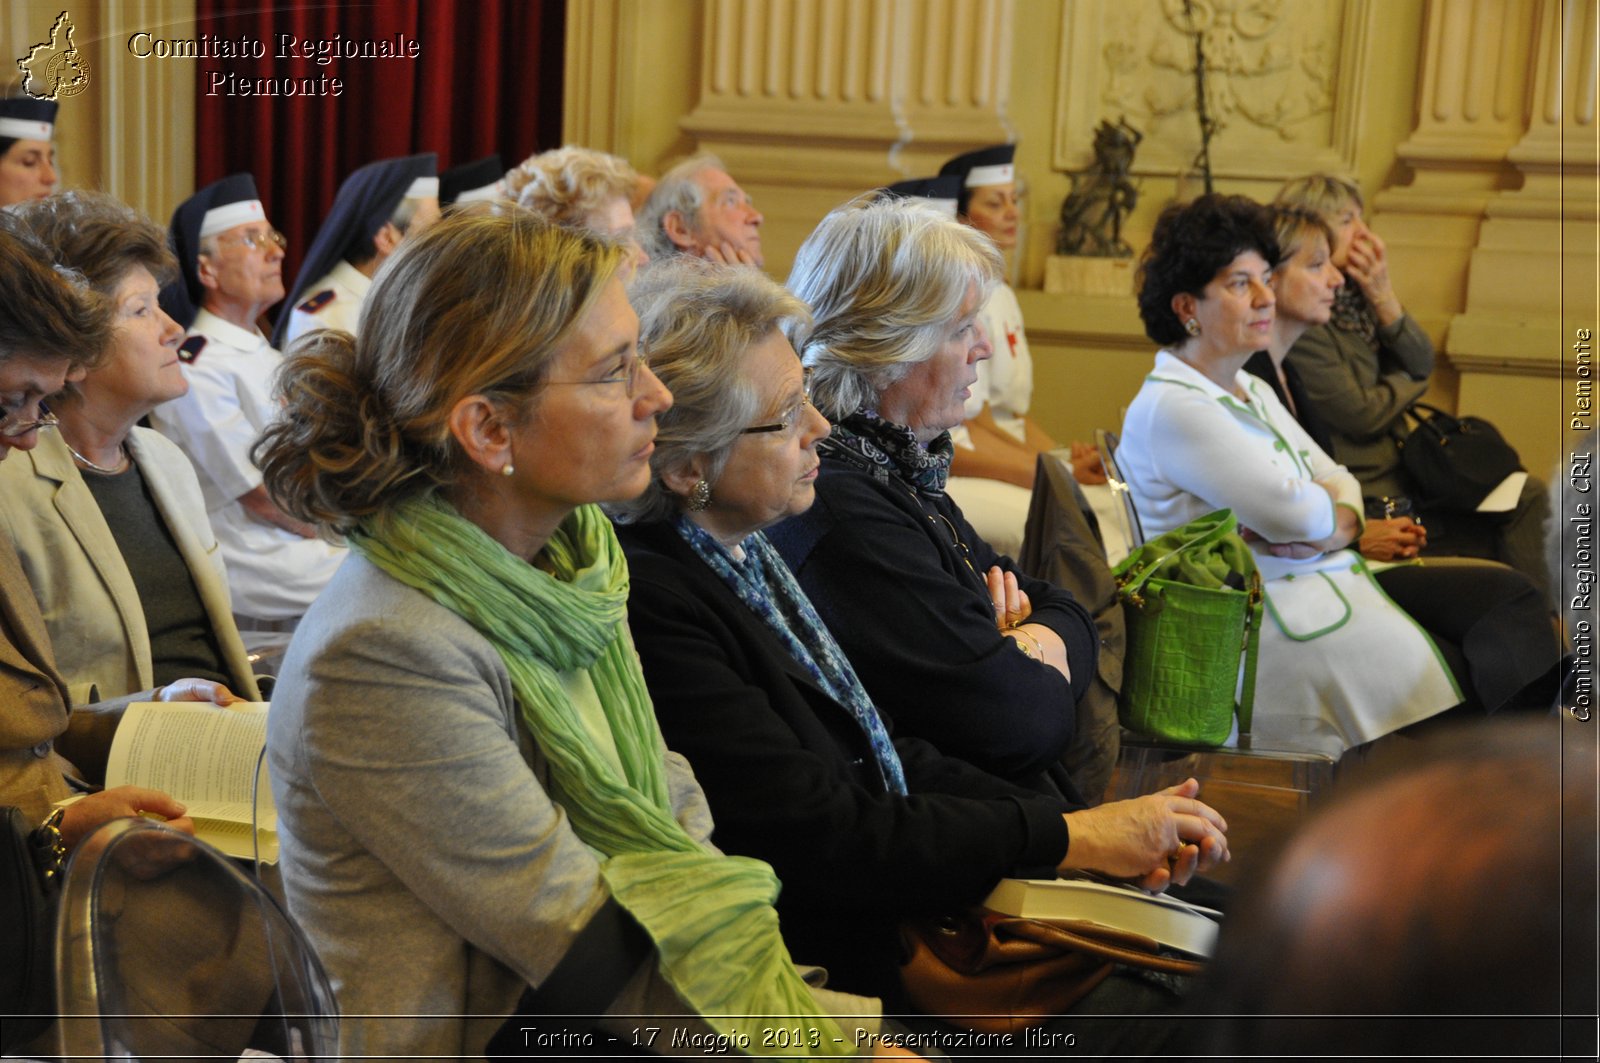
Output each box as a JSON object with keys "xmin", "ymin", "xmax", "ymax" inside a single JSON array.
[{"xmin": 1005, "ymin": 325, "xmax": 1019, "ymax": 358}]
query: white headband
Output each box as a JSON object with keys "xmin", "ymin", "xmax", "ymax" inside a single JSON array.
[
  {"xmin": 199, "ymin": 199, "xmax": 266, "ymax": 240},
  {"xmin": 404, "ymin": 176, "xmax": 440, "ymax": 200},
  {"xmin": 963, "ymin": 163, "xmax": 1014, "ymax": 188},
  {"xmin": 454, "ymin": 178, "xmax": 504, "ymax": 204},
  {"xmin": 0, "ymin": 117, "xmax": 53, "ymax": 140},
  {"xmin": 927, "ymin": 197, "xmax": 959, "ymax": 219}
]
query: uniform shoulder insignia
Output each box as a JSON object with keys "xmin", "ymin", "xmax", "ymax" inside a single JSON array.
[
  {"xmin": 178, "ymin": 334, "xmax": 207, "ymax": 364},
  {"xmin": 297, "ymin": 289, "xmax": 336, "ymax": 315}
]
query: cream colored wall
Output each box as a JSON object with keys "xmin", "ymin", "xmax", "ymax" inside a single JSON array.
[
  {"xmin": 567, "ymin": 0, "xmax": 1595, "ymax": 486},
  {"xmin": 4, "ymin": 1, "xmax": 196, "ymax": 223}
]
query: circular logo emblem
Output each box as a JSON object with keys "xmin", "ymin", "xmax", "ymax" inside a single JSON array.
[{"xmin": 46, "ymin": 51, "xmax": 91, "ymax": 99}]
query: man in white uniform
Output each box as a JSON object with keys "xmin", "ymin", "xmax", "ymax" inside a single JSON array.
[
  {"xmin": 152, "ymin": 173, "xmax": 346, "ymax": 641},
  {"xmin": 274, "ymin": 153, "xmax": 440, "ymax": 348}
]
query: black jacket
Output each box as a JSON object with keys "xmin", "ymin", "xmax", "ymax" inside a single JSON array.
[
  {"xmin": 618, "ymin": 520, "xmax": 1074, "ymax": 999},
  {"xmin": 767, "ymin": 457, "xmax": 1098, "ymax": 783}
]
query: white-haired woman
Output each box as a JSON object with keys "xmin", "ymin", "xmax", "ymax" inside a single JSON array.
[
  {"xmin": 505, "ymin": 145, "xmax": 648, "ymax": 276},
  {"xmin": 612, "ymin": 258, "xmax": 1226, "ymax": 1044},
  {"xmin": 769, "ymin": 197, "xmax": 1101, "ymax": 792}
]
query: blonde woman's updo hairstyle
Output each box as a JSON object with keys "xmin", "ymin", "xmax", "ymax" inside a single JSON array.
[
  {"xmin": 506, "ymin": 146, "xmax": 640, "ymax": 230},
  {"xmin": 784, "ymin": 195, "xmax": 1002, "ymax": 422},
  {"xmin": 255, "ymin": 203, "xmax": 625, "ymax": 534},
  {"xmin": 1275, "ymin": 173, "xmax": 1364, "ymax": 222},
  {"xmin": 1271, "ymin": 204, "xmax": 1336, "ymax": 263},
  {"xmin": 610, "ymin": 258, "xmax": 811, "ymax": 525}
]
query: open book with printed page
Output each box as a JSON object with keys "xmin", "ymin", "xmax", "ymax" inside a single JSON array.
[
  {"xmin": 982, "ymin": 875, "xmax": 1222, "ymax": 959},
  {"xmin": 58, "ymin": 701, "xmax": 276, "ymax": 863}
]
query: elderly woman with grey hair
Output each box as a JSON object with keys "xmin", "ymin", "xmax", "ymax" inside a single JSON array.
[
  {"xmin": 504, "ymin": 146, "xmax": 648, "ymax": 277},
  {"xmin": 762, "ymin": 197, "xmax": 1102, "ymax": 794},
  {"xmin": 612, "ymin": 257, "xmax": 1227, "ymax": 1034}
]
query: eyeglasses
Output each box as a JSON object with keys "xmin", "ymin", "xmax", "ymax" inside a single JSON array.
[
  {"xmin": 207, "ymin": 228, "xmax": 287, "ymax": 254},
  {"xmin": 0, "ymin": 399, "xmax": 59, "ymax": 439},
  {"xmin": 741, "ymin": 368, "xmax": 814, "ymax": 435},
  {"xmin": 544, "ymin": 350, "xmax": 653, "ymax": 399}
]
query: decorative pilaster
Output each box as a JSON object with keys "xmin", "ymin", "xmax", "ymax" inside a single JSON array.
[
  {"xmin": 1442, "ymin": 0, "xmax": 1596, "ymax": 487},
  {"xmin": 678, "ymin": 0, "xmax": 1012, "ymax": 185},
  {"xmin": 91, "ymin": 0, "xmax": 198, "ymax": 221},
  {"xmin": 1390, "ymin": 0, "xmax": 1538, "ymax": 181},
  {"xmin": 563, "ymin": 0, "xmax": 624, "ymax": 154},
  {"xmin": 1372, "ymin": 0, "xmax": 1541, "ymax": 346}
]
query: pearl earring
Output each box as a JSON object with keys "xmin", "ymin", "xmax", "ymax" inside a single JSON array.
[{"xmin": 501, "ymin": 462, "xmax": 516, "ymax": 477}]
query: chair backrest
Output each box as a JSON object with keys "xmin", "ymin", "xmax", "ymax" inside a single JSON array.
[
  {"xmin": 55, "ymin": 818, "xmax": 337, "ymax": 1062},
  {"xmin": 1095, "ymin": 428, "xmax": 1145, "ymax": 549}
]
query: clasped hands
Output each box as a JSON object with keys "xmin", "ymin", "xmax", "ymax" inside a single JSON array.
[
  {"xmin": 1359, "ymin": 516, "xmax": 1426, "ymax": 561},
  {"xmin": 1239, "ymin": 481, "xmax": 1362, "ymax": 560},
  {"xmin": 1060, "ymin": 778, "xmax": 1229, "ymax": 893}
]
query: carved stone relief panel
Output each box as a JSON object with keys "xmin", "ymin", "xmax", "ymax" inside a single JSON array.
[{"xmin": 1055, "ymin": 0, "xmax": 1372, "ymax": 178}]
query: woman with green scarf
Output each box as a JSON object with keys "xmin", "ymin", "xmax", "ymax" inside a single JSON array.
[{"xmin": 255, "ymin": 204, "xmax": 899, "ymax": 1060}]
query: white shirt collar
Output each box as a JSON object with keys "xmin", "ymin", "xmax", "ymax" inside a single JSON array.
[
  {"xmin": 330, "ymin": 259, "xmax": 373, "ymax": 297},
  {"xmin": 192, "ymin": 307, "xmax": 272, "ymax": 353}
]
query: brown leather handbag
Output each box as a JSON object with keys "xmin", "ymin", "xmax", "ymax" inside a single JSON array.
[{"xmin": 898, "ymin": 909, "xmax": 1204, "ymax": 1035}]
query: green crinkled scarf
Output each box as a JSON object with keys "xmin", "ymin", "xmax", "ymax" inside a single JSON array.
[{"xmin": 351, "ymin": 496, "xmax": 851, "ymax": 1055}]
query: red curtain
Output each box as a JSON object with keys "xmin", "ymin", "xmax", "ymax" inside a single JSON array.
[{"xmin": 193, "ymin": 0, "xmax": 565, "ymax": 311}]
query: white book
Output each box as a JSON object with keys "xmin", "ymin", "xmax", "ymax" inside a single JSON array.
[
  {"xmin": 982, "ymin": 876, "xmax": 1221, "ymax": 959},
  {"xmin": 61, "ymin": 701, "xmax": 276, "ymax": 863}
]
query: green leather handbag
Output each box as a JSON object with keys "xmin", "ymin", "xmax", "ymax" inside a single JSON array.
[{"xmin": 1112, "ymin": 509, "xmax": 1262, "ymax": 746}]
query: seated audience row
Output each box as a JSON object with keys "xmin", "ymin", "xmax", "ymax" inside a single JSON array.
[
  {"xmin": 1120, "ymin": 193, "xmax": 1558, "ymax": 746},
  {"xmin": 614, "ymin": 250, "xmax": 1225, "ymax": 1050},
  {"xmin": 252, "ymin": 208, "xmax": 898, "ymax": 1058},
  {"xmin": 1, "ymin": 124, "xmax": 1566, "ymax": 1060},
  {"xmin": 1275, "ymin": 174, "xmax": 1552, "ymax": 600}
]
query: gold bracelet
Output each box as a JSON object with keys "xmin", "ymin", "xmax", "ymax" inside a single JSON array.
[
  {"xmin": 31, "ymin": 806, "xmax": 67, "ymax": 882},
  {"xmin": 1005, "ymin": 626, "xmax": 1043, "ymax": 660}
]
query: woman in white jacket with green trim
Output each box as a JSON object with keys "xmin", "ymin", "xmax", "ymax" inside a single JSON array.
[{"xmin": 1118, "ymin": 195, "xmax": 1459, "ymax": 748}]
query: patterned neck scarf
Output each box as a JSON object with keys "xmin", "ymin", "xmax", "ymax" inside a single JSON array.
[
  {"xmin": 674, "ymin": 517, "xmax": 908, "ymax": 795},
  {"xmin": 350, "ymin": 495, "xmax": 850, "ymax": 1053},
  {"xmin": 820, "ymin": 409, "xmax": 954, "ymax": 497},
  {"xmin": 1329, "ymin": 278, "xmax": 1378, "ymax": 347}
]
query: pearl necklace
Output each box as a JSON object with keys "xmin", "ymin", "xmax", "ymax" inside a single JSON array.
[{"xmin": 67, "ymin": 441, "xmax": 130, "ymax": 475}]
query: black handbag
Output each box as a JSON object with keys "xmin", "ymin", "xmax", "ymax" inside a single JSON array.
[
  {"xmin": 1399, "ymin": 402, "xmax": 1524, "ymax": 512},
  {"xmin": 0, "ymin": 806, "xmax": 66, "ymax": 1054}
]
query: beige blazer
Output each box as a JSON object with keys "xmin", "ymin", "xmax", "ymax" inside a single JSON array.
[
  {"xmin": 0, "ymin": 534, "xmax": 77, "ymax": 823},
  {"xmin": 0, "ymin": 428, "xmax": 260, "ymax": 705}
]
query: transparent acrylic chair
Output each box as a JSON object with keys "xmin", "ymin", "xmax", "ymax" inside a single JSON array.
[{"xmin": 55, "ymin": 817, "xmax": 337, "ymax": 1060}]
